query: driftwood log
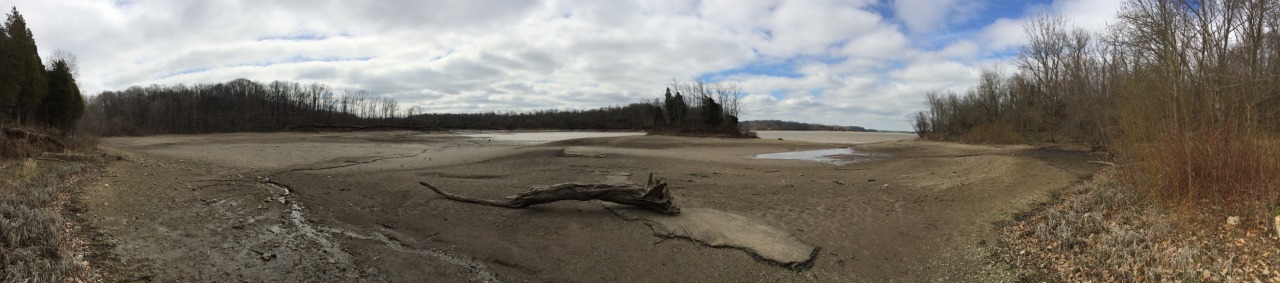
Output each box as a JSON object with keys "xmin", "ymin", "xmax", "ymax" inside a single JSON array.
[{"xmin": 419, "ymin": 173, "xmax": 680, "ymax": 215}]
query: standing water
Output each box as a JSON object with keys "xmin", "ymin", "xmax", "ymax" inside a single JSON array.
[{"xmin": 753, "ymin": 148, "xmax": 882, "ymax": 165}]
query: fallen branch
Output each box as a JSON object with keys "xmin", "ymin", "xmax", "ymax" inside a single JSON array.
[{"xmin": 420, "ymin": 173, "xmax": 680, "ymax": 215}]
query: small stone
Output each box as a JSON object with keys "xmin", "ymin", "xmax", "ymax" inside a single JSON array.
[{"xmin": 1227, "ymin": 216, "xmax": 1241, "ymax": 226}]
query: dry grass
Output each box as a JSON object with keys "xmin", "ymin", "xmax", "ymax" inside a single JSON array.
[
  {"xmin": 0, "ymin": 160, "xmax": 98, "ymax": 282},
  {"xmin": 1003, "ymin": 171, "xmax": 1280, "ymax": 282}
]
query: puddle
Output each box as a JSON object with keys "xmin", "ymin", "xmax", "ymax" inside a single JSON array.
[
  {"xmin": 461, "ymin": 132, "xmax": 644, "ymax": 144},
  {"xmin": 752, "ymin": 148, "xmax": 881, "ymax": 165}
]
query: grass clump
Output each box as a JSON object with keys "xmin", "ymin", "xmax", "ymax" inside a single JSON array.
[{"xmin": 0, "ymin": 161, "xmax": 97, "ymax": 282}]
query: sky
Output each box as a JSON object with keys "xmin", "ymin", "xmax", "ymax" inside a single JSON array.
[{"xmin": 8, "ymin": 0, "xmax": 1122, "ymax": 131}]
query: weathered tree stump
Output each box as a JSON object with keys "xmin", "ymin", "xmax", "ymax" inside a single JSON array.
[{"xmin": 419, "ymin": 173, "xmax": 679, "ymax": 215}]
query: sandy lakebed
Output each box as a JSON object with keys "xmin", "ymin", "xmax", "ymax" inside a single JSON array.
[{"xmin": 79, "ymin": 130, "xmax": 1105, "ymax": 282}]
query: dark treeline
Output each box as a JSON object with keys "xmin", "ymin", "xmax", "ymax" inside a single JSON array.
[
  {"xmin": 913, "ymin": 0, "xmax": 1280, "ymax": 207},
  {"xmin": 0, "ymin": 7, "xmax": 84, "ymax": 132},
  {"xmin": 83, "ymin": 78, "xmax": 752, "ymax": 137},
  {"xmin": 81, "ymin": 78, "xmax": 668, "ymax": 136},
  {"xmin": 83, "ymin": 78, "xmax": 411, "ymax": 135},
  {"xmin": 412, "ymin": 104, "xmax": 660, "ymax": 130},
  {"xmin": 739, "ymin": 120, "xmax": 867, "ymax": 132}
]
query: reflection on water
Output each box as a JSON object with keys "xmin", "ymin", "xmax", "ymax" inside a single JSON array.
[
  {"xmin": 753, "ymin": 148, "xmax": 882, "ymax": 165},
  {"xmin": 460, "ymin": 131, "xmax": 645, "ymax": 144}
]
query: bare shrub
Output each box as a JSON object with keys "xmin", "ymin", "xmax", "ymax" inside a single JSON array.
[{"xmin": 960, "ymin": 123, "xmax": 1023, "ymax": 144}]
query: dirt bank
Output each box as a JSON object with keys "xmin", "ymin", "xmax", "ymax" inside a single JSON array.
[{"xmin": 82, "ymin": 131, "xmax": 1104, "ymax": 282}]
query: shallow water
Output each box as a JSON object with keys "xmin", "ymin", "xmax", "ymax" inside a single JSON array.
[
  {"xmin": 753, "ymin": 148, "xmax": 881, "ymax": 165},
  {"xmin": 460, "ymin": 131, "xmax": 645, "ymax": 144},
  {"xmin": 754, "ymin": 131, "xmax": 916, "ymax": 144}
]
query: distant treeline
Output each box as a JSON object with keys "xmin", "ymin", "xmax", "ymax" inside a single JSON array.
[
  {"xmin": 739, "ymin": 120, "xmax": 866, "ymax": 132},
  {"xmin": 81, "ymin": 78, "xmax": 671, "ymax": 136},
  {"xmin": 80, "ymin": 78, "xmax": 754, "ymax": 137}
]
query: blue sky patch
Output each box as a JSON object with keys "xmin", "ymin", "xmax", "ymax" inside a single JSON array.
[{"xmin": 257, "ymin": 32, "xmax": 340, "ymax": 41}]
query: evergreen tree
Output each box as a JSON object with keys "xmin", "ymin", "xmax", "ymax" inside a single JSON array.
[
  {"xmin": 0, "ymin": 9, "xmax": 16, "ymax": 119},
  {"xmin": 4, "ymin": 7, "xmax": 46, "ymax": 123},
  {"xmin": 44, "ymin": 59, "xmax": 83, "ymax": 131},
  {"xmin": 701, "ymin": 96, "xmax": 722, "ymax": 127}
]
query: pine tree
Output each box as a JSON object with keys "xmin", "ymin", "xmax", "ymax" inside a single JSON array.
[
  {"xmin": 4, "ymin": 7, "xmax": 46, "ymax": 124},
  {"xmin": 44, "ymin": 59, "xmax": 83, "ymax": 131},
  {"xmin": 0, "ymin": 8, "xmax": 16, "ymax": 119},
  {"xmin": 702, "ymin": 96, "xmax": 722, "ymax": 127}
]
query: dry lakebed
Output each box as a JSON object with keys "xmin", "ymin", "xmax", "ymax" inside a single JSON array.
[{"xmin": 80, "ymin": 130, "xmax": 1104, "ymax": 282}]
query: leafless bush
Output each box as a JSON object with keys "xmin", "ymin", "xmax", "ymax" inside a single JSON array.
[{"xmin": 917, "ymin": 0, "xmax": 1280, "ymax": 209}]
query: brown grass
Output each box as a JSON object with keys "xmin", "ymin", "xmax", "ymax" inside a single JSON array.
[
  {"xmin": 1110, "ymin": 72, "xmax": 1280, "ymax": 216},
  {"xmin": 0, "ymin": 161, "xmax": 97, "ymax": 282}
]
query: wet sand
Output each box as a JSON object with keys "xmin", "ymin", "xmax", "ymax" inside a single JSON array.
[{"xmin": 82, "ymin": 131, "xmax": 1104, "ymax": 282}]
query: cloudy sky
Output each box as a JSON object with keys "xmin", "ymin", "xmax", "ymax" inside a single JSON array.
[{"xmin": 12, "ymin": 0, "xmax": 1121, "ymax": 131}]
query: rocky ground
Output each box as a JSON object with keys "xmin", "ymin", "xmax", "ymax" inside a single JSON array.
[{"xmin": 75, "ymin": 131, "xmax": 1106, "ymax": 282}]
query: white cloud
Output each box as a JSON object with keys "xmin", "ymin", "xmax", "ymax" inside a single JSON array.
[
  {"xmin": 8, "ymin": 0, "xmax": 1127, "ymax": 131},
  {"xmin": 892, "ymin": 0, "xmax": 983, "ymax": 33}
]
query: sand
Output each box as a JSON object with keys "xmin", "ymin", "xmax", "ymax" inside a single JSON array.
[{"xmin": 81, "ymin": 131, "xmax": 1105, "ymax": 282}]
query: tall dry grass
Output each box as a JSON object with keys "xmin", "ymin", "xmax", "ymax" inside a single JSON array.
[
  {"xmin": 1113, "ymin": 88, "xmax": 1280, "ymax": 211},
  {"xmin": 0, "ymin": 161, "xmax": 96, "ymax": 282}
]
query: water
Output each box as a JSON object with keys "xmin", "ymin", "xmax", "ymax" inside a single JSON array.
[
  {"xmin": 753, "ymin": 148, "xmax": 881, "ymax": 165},
  {"xmin": 754, "ymin": 131, "xmax": 916, "ymax": 144},
  {"xmin": 460, "ymin": 131, "xmax": 645, "ymax": 144}
]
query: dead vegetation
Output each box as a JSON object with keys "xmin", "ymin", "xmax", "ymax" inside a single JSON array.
[
  {"xmin": 0, "ymin": 126, "xmax": 97, "ymax": 159},
  {"xmin": 0, "ymin": 159, "xmax": 98, "ymax": 282},
  {"xmin": 1002, "ymin": 171, "xmax": 1280, "ymax": 282}
]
